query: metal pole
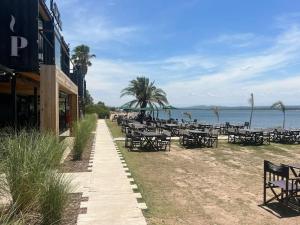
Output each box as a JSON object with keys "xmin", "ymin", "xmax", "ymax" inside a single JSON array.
[
  {"xmin": 11, "ymin": 75, "xmax": 17, "ymax": 130},
  {"xmin": 34, "ymin": 87, "xmax": 38, "ymax": 128}
]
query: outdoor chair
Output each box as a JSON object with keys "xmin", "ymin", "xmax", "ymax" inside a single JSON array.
[
  {"xmin": 146, "ymin": 126, "xmax": 156, "ymax": 132},
  {"xmin": 206, "ymin": 130, "xmax": 218, "ymax": 148},
  {"xmin": 125, "ymin": 133, "xmax": 132, "ymax": 148},
  {"xmin": 227, "ymin": 128, "xmax": 238, "ymax": 143},
  {"xmin": 263, "ymin": 160, "xmax": 300, "ymax": 210},
  {"xmin": 157, "ymin": 133, "xmax": 171, "ymax": 151},
  {"xmin": 263, "ymin": 131, "xmax": 271, "ymax": 145},
  {"xmin": 130, "ymin": 133, "xmax": 143, "ymax": 151},
  {"xmin": 179, "ymin": 133, "xmax": 196, "ymax": 147},
  {"xmin": 244, "ymin": 122, "xmax": 250, "ymax": 129}
]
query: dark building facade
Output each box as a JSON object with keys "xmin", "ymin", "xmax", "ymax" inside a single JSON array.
[{"xmin": 0, "ymin": 0, "xmax": 86, "ymax": 134}]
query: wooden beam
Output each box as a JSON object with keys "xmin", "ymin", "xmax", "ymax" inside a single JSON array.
[
  {"xmin": 40, "ymin": 65, "xmax": 59, "ymax": 135},
  {"xmin": 56, "ymin": 68, "xmax": 78, "ymax": 94}
]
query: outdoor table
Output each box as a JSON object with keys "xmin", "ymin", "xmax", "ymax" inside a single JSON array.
[
  {"xmin": 130, "ymin": 123, "xmax": 146, "ymax": 130},
  {"xmin": 272, "ymin": 129, "xmax": 300, "ymax": 144},
  {"xmin": 238, "ymin": 129, "xmax": 264, "ymax": 145},
  {"xmin": 231, "ymin": 124, "xmax": 245, "ymax": 129},
  {"xmin": 138, "ymin": 131, "xmax": 163, "ymax": 151},
  {"xmin": 187, "ymin": 130, "xmax": 210, "ymax": 146},
  {"xmin": 165, "ymin": 124, "xmax": 179, "ymax": 136}
]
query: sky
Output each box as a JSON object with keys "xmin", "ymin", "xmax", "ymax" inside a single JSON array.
[{"xmin": 55, "ymin": 0, "xmax": 300, "ymax": 107}]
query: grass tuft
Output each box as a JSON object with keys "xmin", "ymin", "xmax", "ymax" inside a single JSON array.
[
  {"xmin": 0, "ymin": 129, "xmax": 71, "ymax": 224},
  {"xmin": 40, "ymin": 172, "xmax": 71, "ymax": 225},
  {"xmin": 72, "ymin": 114, "xmax": 97, "ymax": 160}
]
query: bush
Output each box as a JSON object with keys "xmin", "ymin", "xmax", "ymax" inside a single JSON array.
[
  {"xmin": 0, "ymin": 130, "xmax": 70, "ymax": 224},
  {"xmin": 40, "ymin": 173, "xmax": 71, "ymax": 225},
  {"xmin": 85, "ymin": 104, "xmax": 110, "ymax": 119},
  {"xmin": 72, "ymin": 114, "xmax": 97, "ymax": 160},
  {"xmin": 1, "ymin": 131, "xmax": 65, "ymax": 211}
]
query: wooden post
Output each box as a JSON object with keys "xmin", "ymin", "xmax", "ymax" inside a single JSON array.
[
  {"xmin": 69, "ymin": 94, "xmax": 78, "ymax": 135},
  {"xmin": 40, "ymin": 65, "xmax": 59, "ymax": 135}
]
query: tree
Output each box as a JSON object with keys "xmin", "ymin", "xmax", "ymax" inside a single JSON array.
[
  {"xmin": 71, "ymin": 45, "xmax": 96, "ymax": 76},
  {"xmin": 271, "ymin": 101, "xmax": 286, "ymax": 128},
  {"xmin": 183, "ymin": 112, "xmax": 192, "ymax": 121},
  {"xmin": 212, "ymin": 106, "xmax": 220, "ymax": 123},
  {"xmin": 165, "ymin": 109, "xmax": 171, "ymax": 119},
  {"xmin": 249, "ymin": 93, "xmax": 254, "ymax": 128},
  {"xmin": 85, "ymin": 90, "xmax": 94, "ymax": 105},
  {"xmin": 85, "ymin": 104, "xmax": 110, "ymax": 119},
  {"xmin": 120, "ymin": 77, "xmax": 168, "ymax": 119},
  {"xmin": 97, "ymin": 101, "xmax": 105, "ymax": 106}
]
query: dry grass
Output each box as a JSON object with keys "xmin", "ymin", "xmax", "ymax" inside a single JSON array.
[
  {"xmin": 106, "ymin": 119, "xmax": 124, "ymax": 138},
  {"xmin": 108, "ymin": 121, "xmax": 300, "ymax": 225}
]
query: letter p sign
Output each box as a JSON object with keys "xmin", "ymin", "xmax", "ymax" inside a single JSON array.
[{"xmin": 11, "ymin": 36, "xmax": 28, "ymax": 57}]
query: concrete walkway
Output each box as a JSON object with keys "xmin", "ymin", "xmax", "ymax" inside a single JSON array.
[{"xmin": 77, "ymin": 119, "xmax": 147, "ymax": 225}]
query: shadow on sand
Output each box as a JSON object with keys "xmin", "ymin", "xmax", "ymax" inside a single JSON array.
[{"xmin": 259, "ymin": 202, "xmax": 300, "ymax": 218}]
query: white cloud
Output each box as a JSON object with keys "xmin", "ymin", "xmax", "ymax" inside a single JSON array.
[
  {"xmin": 86, "ymin": 25, "xmax": 300, "ymax": 107},
  {"xmin": 64, "ymin": 18, "xmax": 140, "ymax": 47},
  {"xmin": 205, "ymin": 32, "xmax": 268, "ymax": 48}
]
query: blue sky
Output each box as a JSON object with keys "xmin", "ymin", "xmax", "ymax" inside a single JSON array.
[{"xmin": 56, "ymin": 0, "xmax": 300, "ymax": 107}]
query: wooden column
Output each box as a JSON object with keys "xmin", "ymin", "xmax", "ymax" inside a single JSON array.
[
  {"xmin": 40, "ymin": 65, "xmax": 59, "ymax": 135},
  {"xmin": 69, "ymin": 94, "xmax": 78, "ymax": 135}
]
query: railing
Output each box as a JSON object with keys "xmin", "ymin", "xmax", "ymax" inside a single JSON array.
[{"xmin": 38, "ymin": 29, "xmax": 73, "ymax": 78}]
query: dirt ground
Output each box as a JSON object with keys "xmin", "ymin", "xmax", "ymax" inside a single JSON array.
[
  {"xmin": 60, "ymin": 134, "xmax": 95, "ymax": 173},
  {"xmin": 118, "ymin": 140, "xmax": 300, "ymax": 225}
]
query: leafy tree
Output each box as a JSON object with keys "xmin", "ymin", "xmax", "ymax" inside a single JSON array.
[
  {"xmin": 212, "ymin": 106, "xmax": 220, "ymax": 123},
  {"xmin": 249, "ymin": 93, "xmax": 254, "ymax": 128},
  {"xmin": 85, "ymin": 90, "xmax": 94, "ymax": 105},
  {"xmin": 85, "ymin": 104, "xmax": 110, "ymax": 119},
  {"xmin": 271, "ymin": 101, "xmax": 286, "ymax": 128},
  {"xmin": 71, "ymin": 45, "xmax": 96, "ymax": 76},
  {"xmin": 97, "ymin": 101, "xmax": 105, "ymax": 106},
  {"xmin": 120, "ymin": 76, "xmax": 168, "ymax": 118}
]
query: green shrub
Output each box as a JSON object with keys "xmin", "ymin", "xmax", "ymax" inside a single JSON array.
[
  {"xmin": 85, "ymin": 104, "xmax": 110, "ymax": 119},
  {"xmin": 40, "ymin": 172, "xmax": 71, "ymax": 225},
  {"xmin": 72, "ymin": 114, "xmax": 97, "ymax": 160},
  {"xmin": 0, "ymin": 130, "xmax": 66, "ymax": 213}
]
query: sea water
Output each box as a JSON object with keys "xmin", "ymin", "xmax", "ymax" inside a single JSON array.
[{"xmin": 157, "ymin": 109, "xmax": 300, "ymax": 129}]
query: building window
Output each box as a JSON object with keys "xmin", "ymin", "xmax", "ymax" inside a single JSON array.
[
  {"xmin": 38, "ymin": 17, "xmax": 44, "ymax": 63},
  {"xmin": 54, "ymin": 34, "xmax": 61, "ymax": 69}
]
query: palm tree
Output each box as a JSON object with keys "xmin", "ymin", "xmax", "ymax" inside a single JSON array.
[
  {"xmin": 212, "ymin": 106, "xmax": 220, "ymax": 123},
  {"xmin": 183, "ymin": 112, "xmax": 192, "ymax": 121},
  {"xmin": 271, "ymin": 101, "xmax": 286, "ymax": 128},
  {"xmin": 120, "ymin": 77, "xmax": 168, "ymax": 119},
  {"xmin": 249, "ymin": 93, "xmax": 254, "ymax": 128},
  {"xmin": 165, "ymin": 109, "xmax": 171, "ymax": 119},
  {"xmin": 71, "ymin": 45, "xmax": 96, "ymax": 76}
]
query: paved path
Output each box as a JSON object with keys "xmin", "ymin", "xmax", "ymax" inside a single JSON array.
[{"xmin": 77, "ymin": 119, "xmax": 147, "ymax": 225}]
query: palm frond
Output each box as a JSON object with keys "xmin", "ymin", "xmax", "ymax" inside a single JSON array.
[{"xmin": 271, "ymin": 101, "xmax": 285, "ymax": 112}]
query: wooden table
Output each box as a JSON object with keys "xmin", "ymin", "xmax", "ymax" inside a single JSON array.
[
  {"xmin": 138, "ymin": 131, "xmax": 163, "ymax": 151},
  {"xmin": 130, "ymin": 123, "xmax": 146, "ymax": 130},
  {"xmin": 186, "ymin": 130, "xmax": 209, "ymax": 146},
  {"xmin": 165, "ymin": 124, "xmax": 179, "ymax": 136}
]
